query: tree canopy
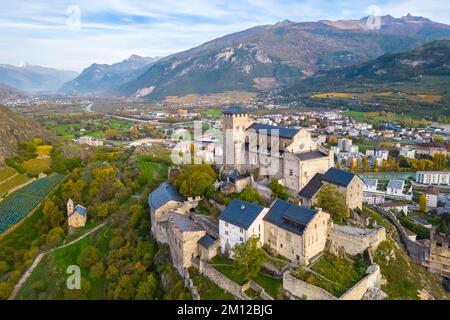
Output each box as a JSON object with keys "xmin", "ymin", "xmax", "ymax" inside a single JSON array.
[{"xmin": 315, "ymin": 184, "xmax": 349, "ymax": 224}]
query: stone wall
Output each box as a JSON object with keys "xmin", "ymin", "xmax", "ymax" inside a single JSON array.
[
  {"xmin": 242, "ymin": 281, "xmax": 275, "ymax": 300},
  {"xmin": 339, "ymin": 264, "xmax": 381, "ymax": 300},
  {"xmin": 328, "ymin": 224, "xmax": 386, "ymax": 256},
  {"xmin": 283, "ymin": 271, "xmax": 337, "ymax": 300},
  {"xmin": 198, "ymin": 260, "xmax": 250, "ymax": 300},
  {"xmin": 367, "ymin": 205, "xmax": 429, "ymax": 264},
  {"xmin": 283, "ymin": 264, "xmax": 382, "ymax": 300}
]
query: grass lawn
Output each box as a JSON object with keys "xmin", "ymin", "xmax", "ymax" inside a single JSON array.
[
  {"xmin": 23, "ymin": 158, "xmax": 52, "ymax": 175},
  {"xmin": 364, "ymin": 207, "xmax": 449, "ymax": 300},
  {"xmin": 294, "ymin": 253, "xmax": 367, "ymax": 297},
  {"xmin": 209, "ymin": 255, "xmax": 284, "ymax": 299},
  {"xmin": 17, "ymin": 225, "xmax": 112, "ymax": 300},
  {"xmin": 188, "ymin": 267, "xmax": 235, "ymax": 300},
  {"xmin": 0, "ymin": 167, "xmax": 17, "ymax": 182},
  {"xmin": 137, "ymin": 155, "xmax": 169, "ymax": 190},
  {"xmin": 244, "ymin": 288, "xmax": 262, "ymax": 300},
  {"xmin": 203, "ymin": 108, "xmax": 222, "ymax": 119}
]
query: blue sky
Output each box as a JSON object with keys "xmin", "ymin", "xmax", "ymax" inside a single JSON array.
[{"xmin": 1, "ymin": 0, "xmax": 449, "ymax": 72}]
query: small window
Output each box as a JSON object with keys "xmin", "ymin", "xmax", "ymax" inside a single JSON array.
[
  {"xmin": 240, "ymin": 237, "xmax": 243, "ymax": 242},
  {"xmin": 225, "ymin": 231, "xmax": 228, "ymax": 236},
  {"xmin": 280, "ymin": 243, "xmax": 283, "ymax": 249},
  {"xmin": 289, "ymin": 169, "xmax": 293, "ymax": 177},
  {"xmin": 225, "ymin": 222, "xmax": 228, "ymax": 227},
  {"xmin": 240, "ymin": 228, "xmax": 243, "ymax": 233}
]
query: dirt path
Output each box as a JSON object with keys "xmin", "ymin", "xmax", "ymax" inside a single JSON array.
[{"xmin": 8, "ymin": 222, "xmax": 106, "ymax": 300}]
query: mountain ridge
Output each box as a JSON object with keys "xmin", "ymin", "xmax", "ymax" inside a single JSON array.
[
  {"xmin": 115, "ymin": 14, "xmax": 450, "ymax": 100},
  {"xmin": 0, "ymin": 64, "xmax": 77, "ymax": 93}
]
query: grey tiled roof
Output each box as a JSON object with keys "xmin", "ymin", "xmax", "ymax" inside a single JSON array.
[
  {"xmin": 198, "ymin": 235, "xmax": 217, "ymax": 248},
  {"xmin": 149, "ymin": 182, "xmax": 184, "ymax": 210},
  {"xmin": 298, "ymin": 173, "xmax": 324, "ymax": 199},
  {"xmin": 295, "ymin": 150, "xmax": 328, "ymax": 161},
  {"xmin": 387, "ymin": 179, "xmax": 404, "ymax": 190},
  {"xmin": 264, "ymin": 199, "xmax": 317, "ymax": 236},
  {"xmin": 323, "ymin": 168, "xmax": 356, "ymax": 187},
  {"xmin": 219, "ymin": 199, "xmax": 265, "ymax": 230},
  {"xmin": 247, "ymin": 123, "xmax": 299, "ymax": 139}
]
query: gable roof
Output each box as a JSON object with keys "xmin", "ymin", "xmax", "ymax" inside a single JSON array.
[
  {"xmin": 229, "ymin": 169, "xmax": 247, "ymax": 182},
  {"xmin": 323, "ymin": 168, "xmax": 357, "ymax": 187},
  {"xmin": 219, "ymin": 199, "xmax": 265, "ymax": 230},
  {"xmin": 198, "ymin": 234, "xmax": 217, "ymax": 249},
  {"xmin": 247, "ymin": 123, "xmax": 300, "ymax": 139},
  {"xmin": 298, "ymin": 173, "xmax": 324, "ymax": 199},
  {"xmin": 149, "ymin": 182, "xmax": 184, "ymax": 210},
  {"xmin": 294, "ymin": 150, "xmax": 328, "ymax": 161},
  {"xmin": 74, "ymin": 205, "xmax": 87, "ymax": 217},
  {"xmin": 223, "ymin": 105, "xmax": 248, "ymax": 115},
  {"xmin": 364, "ymin": 179, "xmax": 378, "ymax": 188},
  {"xmin": 387, "ymin": 179, "xmax": 404, "ymax": 190},
  {"xmin": 264, "ymin": 199, "xmax": 317, "ymax": 235}
]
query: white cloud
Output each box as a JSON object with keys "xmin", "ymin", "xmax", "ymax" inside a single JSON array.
[{"xmin": 0, "ymin": 0, "xmax": 449, "ymax": 71}]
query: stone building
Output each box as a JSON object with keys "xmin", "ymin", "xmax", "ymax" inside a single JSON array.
[
  {"xmin": 198, "ymin": 234, "xmax": 220, "ymax": 262},
  {"xmin": 263, "ymin": 199, "xmax": 330, "ymax": 265},
  {"xmin": 424, "ymin": 229, "xmax": 450, "ymax": 282},
  {"xmin": 298, "ymin": 168, "xmax": 364, "ymax": 210},
  {"xmin": 67, "ymin": 198, "xmax": 87, "ymax": 228},
  {"xmin": 167, "ymin": 212, "xmax": 206, "ymax": 276},
  {"xmin": 148, "ymin": 182, "xmax": 199, "ymax": 244},
  {"xmin": 222, "ymin": 105, "xmax": 334, "ymax": 195}
]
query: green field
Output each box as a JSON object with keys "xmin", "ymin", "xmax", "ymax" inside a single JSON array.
[
  {"xmin": 0, "ymin": 174, "xmax": 65, "ymax": 234},
  {"xmin": 203, "ymin": 108, "xmax": 222, "ymax": 119},
  {"xmin": 42, "ymin": 117, "xmax": 134, "ymax": 140},
  {"xmin": 17, "ymin": 225, "xmax": 111, "ymax": 300},
  {"xmin": 209, "ymin": 255, "xmax": 284, "ymax": 299},
  {"xmin": 294, "ymin": 253, "xmax": 367, "ymax": 297},
  {"xmin": 188, "ymin": 267, "xmax": 235, "ymax": 300},
  {"xmin": 23, "ymin": 158, "xmax": 52, "ymax": 175},
  {"xmin": 136, "ymin": 155, "xmax": 170, "ymax": 190},
  {"xmin": 0, "ymin": 174, "xmax": 32, "ymax": 197},
  {"xmin": 0, "ymin": 167, "xmax": 17, "ymax": 181}
]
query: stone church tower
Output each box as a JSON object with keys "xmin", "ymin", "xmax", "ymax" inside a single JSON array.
[
  {"xmin": 67, "ymin": 198, "xmax": 74, "ymax": 216},
  {"xmin": 222, "ymin": 105, "xmax": 250, "ymax": 172}
]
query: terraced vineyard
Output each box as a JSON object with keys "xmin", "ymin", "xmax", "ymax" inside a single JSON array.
[
  {"xmin": 0, "ymin": 174, "xmax": 65, "ymax": 234},
  {"xmin": 0, "ymin": 174, "xmax": 32, "ymax": 197},
  {"xmin": 0, "ymin": 167, "xmax": 17, "ymax": 181}
]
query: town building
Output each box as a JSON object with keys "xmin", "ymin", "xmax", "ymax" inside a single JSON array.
[
  {"xmin": 338, "ymin": 138, "xmax": 352, "ymax": 152},
  {"xmin": 298, "ymin": 168, "xmax": 364, "ymax": 210},
  {"xmin": 219, "ymin": 199, "xmax": 269, "ymax": 256},
  {"xmin": 67, "ymin": 199, "xmax": 87, "ymax": 228},
  {"xmin": 386, "ymin": 180, "xmax": 413, "ymax": 201},
  {"xmin": 263, "ymin": 199, "xmax": 330, "ymax": 265},
  {"xmin": 222, "ymin": 105, "xmax": 334, "ymax": 195},
  {"xmin": 77, "ymin": 136, "xmax": 104, "ymax": 147},
  {"xmin": 416, "ymin": 144, "xmax": 448, "ymax": 158},
  {"xmin": 416, "ymin": 171, "xmax": 450, "ymax": 186},
  {"xmin": 376, "ymin": 201, "xmax": 409, "ymax": 215},
  {"xmin": 426, "ymin": 186, "xmax": 440, "ymax": 208},
  {"xmin": 399, "ymin": 147, "xmax": 416, "ymax": 159}
]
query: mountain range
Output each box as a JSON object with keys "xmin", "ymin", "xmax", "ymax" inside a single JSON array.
[
  {"xmin": 285, "ymin": 40, "xmax": 450, "ymax": 91},
  {"xmin": 0, "ymin": 83, "xmax": 27, "ymax": 104},
  {"xmin": 59, "ymin": 55, "xmax": 159, "ymax": 95},
  {"xmin": 0, "ymin": 63, "xmax": 77, "ymax": 93},
  {"xmin": 110, "ymin": 14, "xmax": 450, "ymax": 100}
]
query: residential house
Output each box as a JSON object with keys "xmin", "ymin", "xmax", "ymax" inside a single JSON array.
[
  {"xmin": 416, "ymin": 171, "xmax": 450, "ymax": 186},
  {"xmin": 426, "ymin": 186, "xmax": 440, "ymax": 208},
  {"xmin": 219, "ymin": 199, "xmax": 269, "ymax": 257}
]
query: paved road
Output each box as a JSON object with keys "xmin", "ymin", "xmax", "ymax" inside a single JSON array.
[{"xmin": 8, "ymin": 223, "xmax": 106, "ymax": 300}]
